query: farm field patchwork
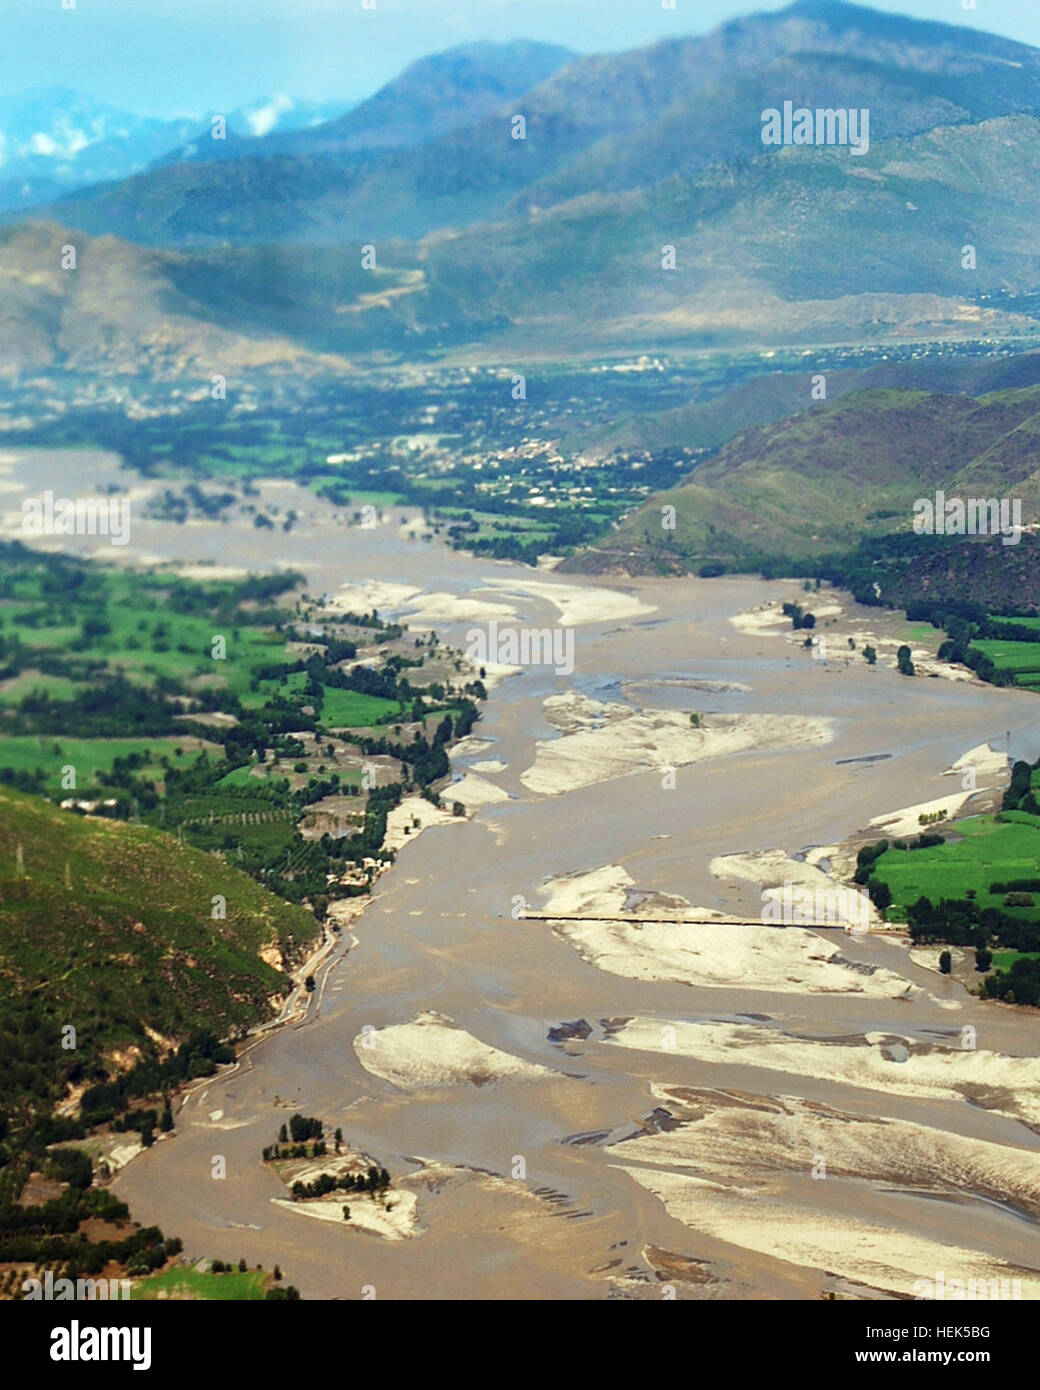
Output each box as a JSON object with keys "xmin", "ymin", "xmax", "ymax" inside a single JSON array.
[{"xmin": 869, "ymin": 814, "xmax": 1040, "ymax": 924}]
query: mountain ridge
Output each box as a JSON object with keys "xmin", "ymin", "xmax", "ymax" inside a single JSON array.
[{"xmin": 21, "ymin": 1, "xmax": 1040, "ymax": 247}]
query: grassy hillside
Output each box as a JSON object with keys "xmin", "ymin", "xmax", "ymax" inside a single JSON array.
[
  {"xmin": 0, "ymin": 782, "xmax": 318, "ymax": 1123},
  {"xmin": 814, "ymin": 532, "xmax": 1040, "ymax": 614},
  {"xmin": 571, "ymin": 382, "xmax": 1040, "ymax": 575}
]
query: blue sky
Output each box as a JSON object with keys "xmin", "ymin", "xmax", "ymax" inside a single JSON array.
[{"xmin": 2, "ymin": 0, "xmax": 1035, "ymax": 116}]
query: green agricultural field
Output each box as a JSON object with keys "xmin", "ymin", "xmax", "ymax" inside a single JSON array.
[
  {"xmin": 100, "ymin": 605, "xmax": 290, "ymax": 692},
  {"xmin": 217, "ymin": 763, "xmax": 271, "ymax": 787},
  {"xmin": 237, "ymin": 674, "xmax": 403, "ymax": 725},
  {"xmin": 999, "ymin": 809, "xmax": 1040, "ymax": 829},
  {"xmin": 971, "ymin": 639, "xmax": 1040, "ymax": 683},
  {"xmin": 991, "ymin": 615, "xmax": 1040, "ymax": 631},
  {"xmin": 239, "ymin": 669, "xmax": 310, "ymax": 710},
  {"xmin": 10, "ymin": 622, "xmax": 82, "ymax": 649},
  {"xmin": 991, "ymin": 950, "xmax": 1040, "ymax": 971},
  {"xmin": 319, "ymin": 686, "xmax": 400, "ymax": 728},
  {"xmin": 869, "ymin": 815, "xmax": 1040, "ymax": 923},
  {"xmin": 161, "ymin": 785, "xmax": 287, "ymax": 821},
  {"xmin": 169, "ymin": 809, "xmax": 298, "ymax": 860},
  {"xmin": 209, "ymin": 629, "xmax": 295, "ymax": 697},
  {"xmin": 0, "ymin": 672, "xmax": 86, "ymax": 704},
  {"xmin": 3, "ymin": 560, "xmax": 295, "ymax": 695},
  {"xmin": 130, "ymin": 1266, "xmax": 270, "ymax": 1301},
  {"xmin": 901, "ymin": 622, "xmax": 944, "ymax": 646},
  {"xmin": 0, "ymin": 736, "xmax": 219, "ymax": 790}
]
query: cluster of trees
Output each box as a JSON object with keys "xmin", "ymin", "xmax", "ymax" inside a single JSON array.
[
  {"xmin": 151, "ymin": 484, "xmax": 237, "ymax": 524},
  {"xmin": 855, "ymin": 840, "xmax": 893, "ymax": 911},
  {"xmin": 290, "ymin": 1167, "xmax": 390, "ymax": 1201},
  {"xmin": 79, "ymin": 1032, "xmax": 234, "ymax": 1129},
  {"xmin": 896, "ymin": 644, "xmax": 915, "ymax": 677},
  {"xmin": 854, "ymin": 839, "xmax": 889, "ymax": 881},
  {"xmin": 935, "ymin": 618, "xmax": 1013, "ymax": 686},
  {"xmin": 990, "ymin": 878, "xmax": 1040, "ymax": 895},
  {"xmin": 782, "ymin": 602, "xmax": 815, "ymax": 630},
  {"xmin": 110, "ymin": 1104, "xmax": 174, "ymax": 1147},
  {"xmin": 903, "ymin": 891, "xmax": 1040, "ymax": 1002},
  {"xmin": 0, "ymin": 1166, "xmax": 179, "ymax": 1279},
  {"xmin": 980, "ymin": 955, "xmax": 1040, "ymax": 1006},
  {"xmin": 286, "ymin": 1114, "xmax": 321, "ymax": 1142},
  {"xmin": 1003, "ymin": 760, "xmax": 1040, "ymax": 816},
  {"xmin": 464, "ymin": 532, "xmax": 546, "ymax": 566},
  {"xmin": 354, "ymin": 703, "xmax": 479, "ymax": 788},
  {"xmin": 262, "ymin": 1141, "xmax": 326, "ymax": 1161},
  {"xmin": 7, "ymin": 674, "xmax": 214, "ymax": 742}
]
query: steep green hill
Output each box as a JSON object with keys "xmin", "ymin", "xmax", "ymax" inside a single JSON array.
[
  {"xmin": 0, "ymin": 783, "xmax": 318, "ymax": 1125},
  {"xmin": 569, "ymin": 382, "xmax": 1040, "ymax": 574},
  {"xmin": 820, "ymin": 532, "xmax": 1040, "ymax": 613}
]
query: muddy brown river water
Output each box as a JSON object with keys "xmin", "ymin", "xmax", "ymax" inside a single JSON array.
[{"xmin": 5, "ymin": 450, "xmax": 1040, "ymax": 1300}]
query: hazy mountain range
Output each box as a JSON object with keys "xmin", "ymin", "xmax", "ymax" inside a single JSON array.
[
  {"xmin": 0, "ymin": 87, "xmax": 357, "ymax": 213},
  {"xmin": 4, "ymin": 3, "xmax": 1040, "ymax": 368},
  {"xmin": 26, "ymin": 3, "xmax": 1040, "ymax": 247}
]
